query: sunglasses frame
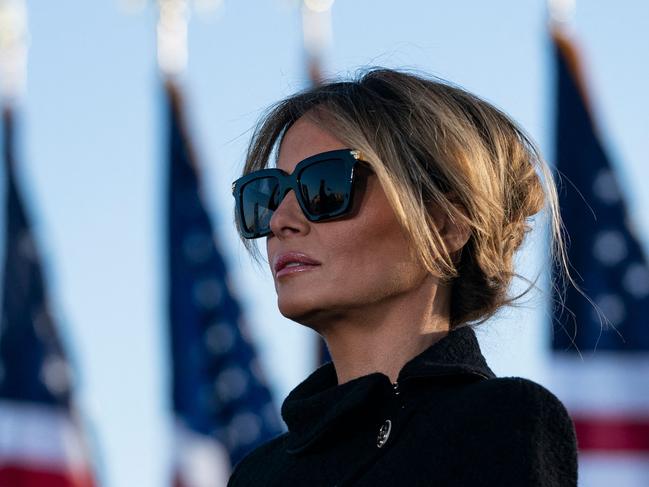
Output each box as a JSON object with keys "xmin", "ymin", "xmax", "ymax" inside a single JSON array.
[{"xmin": 232, "ymin": 149, "xmax": 365, "ymax": 239}]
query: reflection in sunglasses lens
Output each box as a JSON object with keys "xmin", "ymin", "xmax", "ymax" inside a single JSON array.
[
  {"xmin": 300, "ymin": 160, "xmax": 348, "ymax": 216},
  {"xmin": 242, "ymin": 177, "xmax": 279, "ymax": 234}
]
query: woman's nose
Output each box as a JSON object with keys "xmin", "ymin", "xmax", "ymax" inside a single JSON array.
[{"xmin": 268, "ymin": 189, "xmax": 310, "ymax": 238}]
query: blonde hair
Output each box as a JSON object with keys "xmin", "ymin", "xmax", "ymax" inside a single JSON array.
[{"xmin": 238, "ymin": 68, "xmax": 569, "ymax": 328}]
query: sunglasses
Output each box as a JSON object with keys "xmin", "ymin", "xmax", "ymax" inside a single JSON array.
[{"xmin": 232, "ymin": 149, "xmax": 366, "ymax": 239}]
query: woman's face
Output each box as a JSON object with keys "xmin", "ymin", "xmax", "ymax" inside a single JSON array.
[{"xmin": 266, "ymin": 115, "xmax": 434, "ymax": 328}]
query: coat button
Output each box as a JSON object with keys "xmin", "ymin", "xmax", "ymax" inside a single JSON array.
[{"xmin": 377, "ymin": 419, "xmax": 392, "ymax": 448}]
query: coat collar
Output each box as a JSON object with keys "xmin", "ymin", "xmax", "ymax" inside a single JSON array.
[{"xmin": 281, "ymin": 325, "xmax": 495, "ymax": 454}]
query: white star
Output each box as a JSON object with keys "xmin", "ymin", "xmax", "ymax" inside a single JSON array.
[
  {"xmin": 182, "ymin": 231, "xmax": 213, "ymax": 264},
  {"xmin": 40, "ymin": 354, "xmax": 71, "ymax": 397},
  {"xmin": 215, "ymin": 366, "xmax": 249, "ymax": 402},
  {"xmin": 592, "ymin": 168, "xmax": 620, "ymax": 205},
  {"xmin": 204, "ymin": 321, "xmax": 235, "ymax": 355},
  {"xmin": 593, "ymin": 230, "xmax": 628, "ymax": 266},
  {"xmin": 622, "ymin": 262, "xmax": 649, "ymax": 299},
  {"xmin": 192, "ymin": 279, "xmax": 222, "ymax": 310},
  {"xmin": 593, "ymin": 294, "xmax": 627, "ymax": 327},
  {"xmin": 228, "ymin": 412, "xmax": 262, "ymax": 448}
]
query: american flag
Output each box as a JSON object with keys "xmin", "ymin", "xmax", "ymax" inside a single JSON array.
[
  {"xmin": 0, "ymin": 108, "xmax": 96, "ymax": 486},
  {"xmin": 164, "ymin": 81, "xmax": 283, "ymax": 487},
  {"xmin": 550, "ymin": 28, "xmax": 649, "ymax": 485}
]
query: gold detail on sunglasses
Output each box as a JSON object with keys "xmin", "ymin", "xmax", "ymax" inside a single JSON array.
[{"xmin": 350, "ymin": 149, "xmax": 362, "ymax": 160}]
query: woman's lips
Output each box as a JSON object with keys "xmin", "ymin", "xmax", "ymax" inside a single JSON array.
[
  {"xmin": 275, "ymin": 262, "xmax": 320, "ymax": 278},
  {"xmin": 273, "ymin": 252, "xmax": 321, "ymax": 278}
]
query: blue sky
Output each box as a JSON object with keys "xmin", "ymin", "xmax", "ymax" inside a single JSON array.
[{"xmin": 3, "ymin": 1, "xmax": 647, "ymax": 486}]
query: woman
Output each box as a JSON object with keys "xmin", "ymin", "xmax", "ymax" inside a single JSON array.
[{"xmin": 228, "ymin": 68, "xmax": 578, "ymax": 486}]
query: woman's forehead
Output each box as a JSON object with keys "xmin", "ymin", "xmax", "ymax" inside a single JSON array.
[{"xmin": 275, "ymin": 116, "xmax": 346, "ymax": 173}]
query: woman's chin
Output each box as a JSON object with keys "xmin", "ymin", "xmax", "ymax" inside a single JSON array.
[
  {"xmin": 277, "ymin": 295, "xmax": 338, "ymax": 326},
  {"xmin": 277, "ymin": 300, "xmax": 317, "ymax": 323}
]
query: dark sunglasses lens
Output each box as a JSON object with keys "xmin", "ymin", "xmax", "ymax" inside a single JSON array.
[
  {"xmin": 241, "ymin": 177, "xmax": 280, "ymax": 235},
  {"xmin": 299, "ymin": 159, "xmax": 351, "ymax": 217}
]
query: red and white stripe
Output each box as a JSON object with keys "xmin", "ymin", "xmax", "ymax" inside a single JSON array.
[
  {"xmin": 0, "ymin": 400, "xmax": 96, "ymax": 487},
  {"xmin": 551, "ymin": 353, "xmax": 649, "ymax": 486},
  {"xmin": 172, "ymin": 421, "xmax": 230, "ymax": 487}
]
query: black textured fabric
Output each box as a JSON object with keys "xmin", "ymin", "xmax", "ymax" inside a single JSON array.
[{"xmin": 228, "ymin": 326, "xmax": 578, "ymax": 486}]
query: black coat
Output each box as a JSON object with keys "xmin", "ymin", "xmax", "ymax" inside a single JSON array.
[{"xmin": 228, "ymin": 326, "xmax": 578, "ymax": 486}]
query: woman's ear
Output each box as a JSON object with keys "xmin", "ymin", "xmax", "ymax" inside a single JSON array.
[{"xmin": 432, "ymin": 201, "xmax": 471, "ymax": 257}]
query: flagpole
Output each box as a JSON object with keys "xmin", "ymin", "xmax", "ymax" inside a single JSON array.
[
  {"xmin": 154, "ymin": 0, "xmax": 224, "ymax": 80},
  {"xmin": 300, "ymin": 0, "xmax": 334, "ymax": 85},
  {"xmin": 0, "ymin": 0, "xmax": 28, "ymax": 110},
  {"xmin": 156, "ymin": 0, "xmax": 190, "ymax": 80},
  {"xmin": 547, "ymin": 0, "xmax": 576, "ymax": 26},
  {"xmin": 0, "ymin": 0, "xmax": 25, "ymax": 201},
  {"xmin": 547, "ymin": 0, "xmax": 593, "ymax": 116}
]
